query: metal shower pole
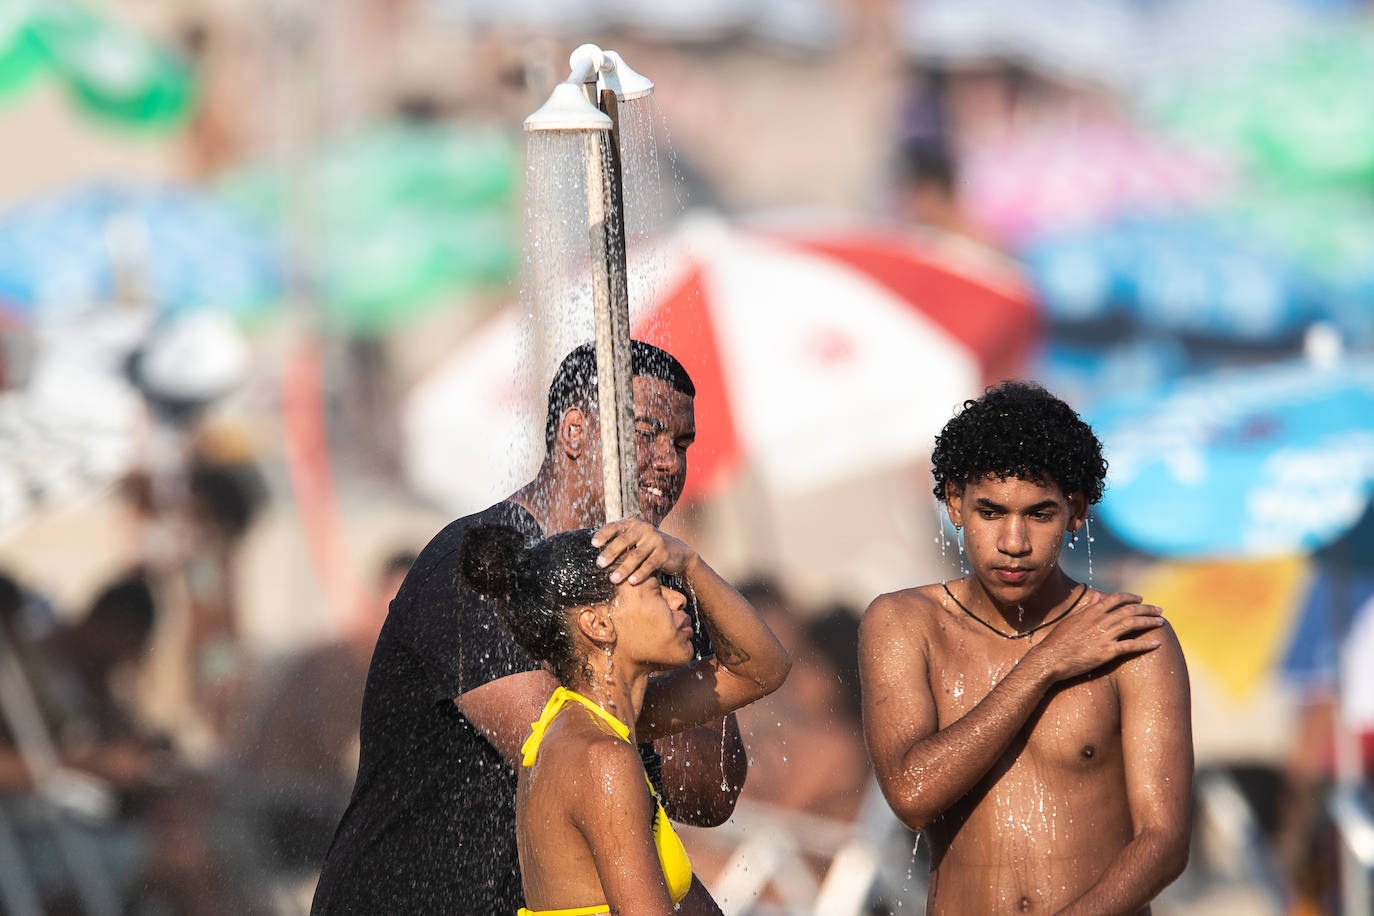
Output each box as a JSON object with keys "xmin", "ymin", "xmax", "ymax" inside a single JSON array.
[{"xmin": 526, "ymin": 44, "xmax": 651, "ymax": 523}]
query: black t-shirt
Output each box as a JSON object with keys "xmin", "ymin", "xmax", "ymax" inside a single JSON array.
[{"xmin": 310, "ymin": 501, "xmax": 542, "ymax": 915}]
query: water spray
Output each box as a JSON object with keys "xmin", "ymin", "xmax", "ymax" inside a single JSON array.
[{"xmin": 524, "ymin": 45, "xmax": 652, "ymax": 522}]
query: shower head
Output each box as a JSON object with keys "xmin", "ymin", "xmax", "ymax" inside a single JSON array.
[
  {"xmin": 524, "ymin": 80, "xmax": 612, "ymax": 132},
  {"xmin": 524, "ymin": 43, "xmax": 614, "ymax": 132},
  {"xmin": 600, "ymin": 50, "xmax": 654, "ymax": 101}
]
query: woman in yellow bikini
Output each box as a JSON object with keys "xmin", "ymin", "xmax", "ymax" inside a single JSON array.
[{"xmin": 459, "ymin": 522, "xmax": 790, "ymax": 916}]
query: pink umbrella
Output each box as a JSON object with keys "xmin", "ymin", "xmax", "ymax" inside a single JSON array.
[
  {"xmin": 403, "ymin": 216, "xmax": 1038, "ymax": 513},
  {"xmin": 960, "ymin": 113, "xmax": 1232, "ymax": 246}
]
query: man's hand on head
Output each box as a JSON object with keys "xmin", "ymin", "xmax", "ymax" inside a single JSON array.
[{"xmin": 591, "ymin": 517, "xmax": 697, "ymax": 585}]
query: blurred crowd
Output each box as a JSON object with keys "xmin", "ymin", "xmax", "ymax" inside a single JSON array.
[
  {"xmin": 0, "ymin": 436, "xmax": 423, "ymax": 913},
  {"xmin": 1, "ymin": 0, "xmax": 1373, "ymax": 914}
]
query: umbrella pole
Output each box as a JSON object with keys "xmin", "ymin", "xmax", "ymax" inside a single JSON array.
[{"xmin": 584, "ymin": 78, "xmax": 639, "ymax": 522}]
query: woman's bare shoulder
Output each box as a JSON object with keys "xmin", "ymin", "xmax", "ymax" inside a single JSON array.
[{"xmin": 540, "ymin": 711, "xmax": 646, "ymax": 788}]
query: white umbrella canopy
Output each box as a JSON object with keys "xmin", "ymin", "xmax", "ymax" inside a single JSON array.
[
  {"xmin": 0, "ymin": 318, "xmax": 144, "ymax": 532},
  {"xmin": 424, "ymin": 0, "xmax": 839, "ymax": 49},
  {"xmin": 900, "ymin": 0, "xmax": 1347, "ymax": 92},
  {"xmin": 403, "ymin": 306, "xmax": 544, "ymax": 519},
  {"xmin": 402, "ymin": 214, "xmax": 1038, "ymax": 516},
  {"xmin": 630, "ymin": 217, "xmax": 1036, "ymax": 499},
  {"xmin": 899, "ymin": 0, "xmax": 1140, "ymax": 88}
]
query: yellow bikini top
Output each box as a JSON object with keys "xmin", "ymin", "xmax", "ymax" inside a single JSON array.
[{"xmin": 516, "ymin": 686, "xmax": 694, "ymax": 916}]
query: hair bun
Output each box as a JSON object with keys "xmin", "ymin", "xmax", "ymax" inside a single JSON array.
[{"xmin": 457, "ymin": 523, "xmax": 527, "ymax": 602}]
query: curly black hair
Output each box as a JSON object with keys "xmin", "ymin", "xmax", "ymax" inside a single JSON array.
[{"xmin": 931, "ymin": 381, "xmax": 1107, "ymax": 505}]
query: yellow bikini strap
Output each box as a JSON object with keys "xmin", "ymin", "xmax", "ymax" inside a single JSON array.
[{"xmin": 521, "ymin": 686, "xmax": 631, "ymax": 768}]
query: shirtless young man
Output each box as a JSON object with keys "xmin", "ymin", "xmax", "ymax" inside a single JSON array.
[{"xmin": 860, "ymin": 382, "xmax": 1192, "ymax": 915}]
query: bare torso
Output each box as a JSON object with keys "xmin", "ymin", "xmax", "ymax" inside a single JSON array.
[
  {"xmin": 517, "ymin": 710, "xmax": 620, "ymax": 910},
  {"xmin": 914, "ymin": 585, "xmax": 1145, "ymax": 916}
]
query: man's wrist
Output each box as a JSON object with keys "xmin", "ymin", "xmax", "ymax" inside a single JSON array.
[{"xmin": 1013, "ymin": 648, "xmax": 1058, "ymax": 690}]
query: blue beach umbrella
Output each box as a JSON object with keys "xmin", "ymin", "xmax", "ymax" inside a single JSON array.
[
  {"xmin": 0, "ymin": 182, "xmax": 282, "ymax": 317},
  {"xmin": 1022, "ymin": 217, "xmax": 1326, "ymax": 342},
  {"xmin": 1086, "ymin": 358, "xmax": 1374, "ymax": 558}
]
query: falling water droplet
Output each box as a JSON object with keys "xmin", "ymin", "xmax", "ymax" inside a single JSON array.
[
  {"xmin": 718, "ymin": 717, "xmax": 729, "ymax": 793},
  {"xmin": 935, "ymin": 503, "xmax": 949, "ymax": 563},
  {"xmin": 1085, "ymin": 517, "xmax": 1094, "ymax": 582}
]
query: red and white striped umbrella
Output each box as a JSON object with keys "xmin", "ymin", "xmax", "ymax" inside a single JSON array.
[{"xmin": 403, "ymin": 216, "xmax": 1037, "ymax": 514}]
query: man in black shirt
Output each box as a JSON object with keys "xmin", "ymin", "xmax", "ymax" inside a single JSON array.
[{"xmin": 312, "ymin": 342, "xmax": 745, "ymax": 915}]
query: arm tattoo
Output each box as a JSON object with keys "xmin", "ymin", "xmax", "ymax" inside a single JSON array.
[{"xmin": 711, "ymin": 632, "xmax": 751, "ymax": 667}]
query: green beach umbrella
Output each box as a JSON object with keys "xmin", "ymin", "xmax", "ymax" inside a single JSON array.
[
  {"xmin": 0, "ymin": 1, "xmax": 45, "ymax": 97},
  {"xmin": 1153, "ymin": 29, "xmax": 1374, "ymax": 187},
  {"xmin": 321, "ymin": 205, "xmax": 515, "ymax": 334},
  {"xmin": 217, "ymin": 122, "xmax": 519, "ymax": 334},
  {"xmin": 1225, "ymin": 190, "xmax": 1374, "ymax": 284},
  {"xmin": 0, "ymin": 0, "xmax": 194, "ymax": 127}
]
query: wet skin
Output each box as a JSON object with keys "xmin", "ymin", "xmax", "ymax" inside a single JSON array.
[
  {"xmin": 516, "ymin": 553, "xmax": 789, "ymax": 915},
  {"xmin": 463, "ymin": 368, "xmax": 783, "ymax": 914},
  {"xmin": 630, "ymin": 376, "xmax": 695, "ymax": 529},
  {"xmin": 861, "ymin": 475, "xmax": 1193, "ymax": 915},
  {"xmin": 516, "ymin": 577, "xmax": 695, "ymax": 913}
]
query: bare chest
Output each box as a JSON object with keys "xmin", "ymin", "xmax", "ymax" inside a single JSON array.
[{"xmin": 924, "ymin": 623, "xmax": 1122, "ymax": 771}]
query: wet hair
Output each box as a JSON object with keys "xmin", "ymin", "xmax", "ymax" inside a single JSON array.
[
  {"xmin": 543, "ymin": 341, "xmax": 695, "ymax": 450},
  {"xmin": 457, "ymin": 523, "xmax": 616, "ymax": 682},
  {"xmin": 931, "ymin": 381, "xmax": 1107, "ymax": 505}
]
